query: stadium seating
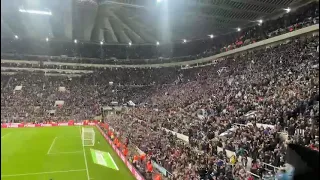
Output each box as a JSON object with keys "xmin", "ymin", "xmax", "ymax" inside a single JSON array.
[
  {"xmin": 97, "ymin": 35, "xmax": 319, "ymax": 179},
  {"xmin": 1, "ymin": 3, "xmax": 319, "ymax": 179}
]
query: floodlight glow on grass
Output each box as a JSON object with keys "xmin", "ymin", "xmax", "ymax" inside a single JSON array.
[{"xmin": 19, "ymin": 8, "xmax": 52, "ymax": 16}]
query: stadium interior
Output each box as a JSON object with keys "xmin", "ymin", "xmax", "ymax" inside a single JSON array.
[{"xmin": 1, "ymin": 0, "xmax": 319, "ymax": 180}]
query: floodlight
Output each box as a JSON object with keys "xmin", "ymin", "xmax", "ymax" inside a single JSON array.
[
  {"xmin": 156, "ymin": 41, "xmax": 160, "ymax": 45},
  {"xmin": 100, "ymin": 41, "xmax": 103, "ymax": 45},
  {"xmin": 128, "ymin": 42, "xmax": 132, "ymax": 46},
  {"xmin": 19, "ymin": 8, "xmax": 52, "ymax": 16},
  {"xmin": 183, "ymin": 39, "xmax": 187, "ymax": 43},
  {"xmin": 237, "ymin": 27, "xmax": 241, "ymax": 32},
  {"xmin": 46, "ymin": 37, "xmax": 49, "ymax": 42},
  {"xmin": 284, "ymin": 7, "xmax": 291, "ymax": 13},
  {"xmin": 208, "ymin": 34, "xmax": 214, "ymax": 39},
  {"xmin": 14, "ymin": 35, "xmax": 19, "ymax": 39},
  {"xmin": 257, "ymin": 19, "xmax": 263, "ymax": 26},
  {"xmin": 74, "ymin": 39, "xmax": 78, "ymax": 44}
]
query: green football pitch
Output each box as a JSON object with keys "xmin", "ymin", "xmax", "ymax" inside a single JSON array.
[{"xmin": 1, "ymin": 126, "xmax": 136, "ymax": 180}]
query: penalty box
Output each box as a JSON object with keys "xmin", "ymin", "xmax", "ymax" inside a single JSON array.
[{"xmin": 47, "ymin": 136, "xmax": 83, "ymax": 155}]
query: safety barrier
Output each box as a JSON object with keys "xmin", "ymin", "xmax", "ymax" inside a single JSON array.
[{"xmin": 1, "ymin": 120, "xmax": 98, "ymax": 128}]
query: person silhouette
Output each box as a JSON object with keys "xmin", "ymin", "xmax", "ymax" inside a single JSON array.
[{"xmin": 286, "ymin": 144, "xmax": 319, "ymax": 180}]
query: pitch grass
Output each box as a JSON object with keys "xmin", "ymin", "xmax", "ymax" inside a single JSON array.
[{"xmin": 1, "ymin": 126, "xmax": 136, "ymax": 180}]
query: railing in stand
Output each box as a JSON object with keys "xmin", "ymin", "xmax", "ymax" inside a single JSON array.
[
  {"xmin": 262, "ymin": 162, "xmax": 280, "ymax": 173},
  {"xmin": 247, "ymin": 171, "xmax": 261, "ymax": 179}
]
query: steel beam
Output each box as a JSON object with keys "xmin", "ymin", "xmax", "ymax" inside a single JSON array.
[
  {"xmin": 108, "ymin": 11, "xmax": 145, "ymax": 43},
  {"xmin": 231, "ymin": 0, "xmax": 287, "ymax": 8},
  {"xmin": 186, "ymin": 0, "xmax": 269, "ymax": 15}
]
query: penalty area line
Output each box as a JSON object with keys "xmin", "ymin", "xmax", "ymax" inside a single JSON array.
[
  {"xmin": 1, "ymin": 169, "xmax": 87, "ymax": 177},
  {"xmin": 47, "ymin": 137, "xmax": 57, "ymax": 154},
  {"xmin": 48, "ymin": 151, "xmax": 83, "ymax": 155},
  {"xmin": 1, "ymin": 133, "xmax": 11, "ymax": 139},
  {"xmin": 108, "ymin": 152, "xmax": 119, "ymax": 170}
]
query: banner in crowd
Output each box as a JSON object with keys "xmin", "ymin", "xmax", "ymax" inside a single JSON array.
[
  {"xmin": 232, "ymin": 122, "xmax": 275, "ymax": 129},
  {"xmin": 197, "ymin": 109, "xmax": 208, "ymax": 120},
  {"xmin": 14, "ymin": 85, "xmax": 22, "ymax": 91},
  {"xmin": 247, "ymin": 123, "xmax": 275, "ymax": 129},
  {"xmin": 161, "ymin": 127, "xmax": 189, "ymax": 143},
  {"xmin": 128, "ymin": 100, "xmax": 136, "ymax": 107}
]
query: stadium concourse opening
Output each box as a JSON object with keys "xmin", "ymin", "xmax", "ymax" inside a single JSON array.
[{"xmin": 1, "ymin": 0, "xmax": 319, "ymax": 180}]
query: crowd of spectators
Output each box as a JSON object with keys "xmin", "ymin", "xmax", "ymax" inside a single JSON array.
[
  {"xmin": 3, "ymin": 33, "xmax": 318, "ymax": 179},
  {"xmin": 0, "ymin": 72, "xmax": 161, "ymax": 123},
  {"xmin": 2, "ymin": 34, "xmax": 319, "ymax": 180},
  {"xmin": 96, "ymin": 34, "xmax": 319, "ymax": 180},
  {"xmin": 1, "ymin": 3, "xmax": 319, "ymax": 179}
]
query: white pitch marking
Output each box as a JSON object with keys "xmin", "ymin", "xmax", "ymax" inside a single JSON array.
[
  {"xmin": 1, "ymin": 169, "xmax": 86, "ymax": 177},
  {"xmin": 47, "ymin": 137, "xmax": 57, "ymax": 154},
  {"xmin": 80, "ymin": 126, "xmax": 90, "ymax": 180},
  {"xmin": 1, "ymin": 133, "xmax": 11, "ymax": 139},
  {"xmin": 58, "ymin": 136, "xmax": 81, "ymax": 139},
  {"xmin": 48, "ymin": 151, "xmax": 83, "ymax": 155},
  {"xmin": 108, "ymin": 152, "xmax": 119, "ymax": 170}
]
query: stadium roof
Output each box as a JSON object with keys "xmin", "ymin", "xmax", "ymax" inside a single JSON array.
[{"xmin": 0, "ymin": 0, "xmax": 315, "ymax": 44}]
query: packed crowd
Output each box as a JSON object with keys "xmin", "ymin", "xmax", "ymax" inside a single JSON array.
[
  {"xmin": 96, "ymin": 35, "xmax": 319, "ymax": 180},
  {"xmin": 1, "ymin": 1, "xmax": 318, "ymax": 64},
  {"xmin": 1, "ymin": 3, "xmax": 319, "ymax": 179},
  {"xmin": 1, "ymin": 34, "xmax": 319, "ymax": 180},
  {"xmin": 0, "ymin": 72, "xmax": 160, "ymax": 123}
]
